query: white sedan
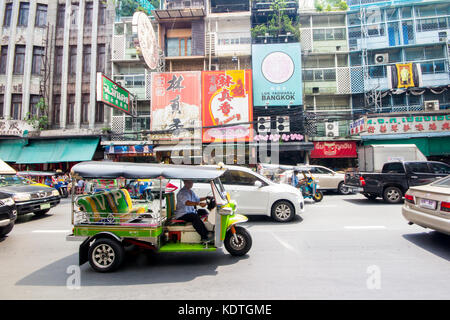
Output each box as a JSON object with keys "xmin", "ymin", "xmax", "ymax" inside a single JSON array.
[
  {"xmin": 191, "ymin": 165, "xmax": 305, "ymax": 222},
  {"xmin": 402, "ymin": 175, "xmax": 450, "ymax": 235}
]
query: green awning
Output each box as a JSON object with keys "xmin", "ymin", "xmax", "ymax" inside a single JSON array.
[
  {"xmin": 15, "ymin": 138, "xmax": 100, "ymax": 164},
  {"xmin": 0, "ymin": 139, "xmax": 27, "ymax": 162},
  {"xmin": 363, "ymin": 136, "xmax": 450, "ymax": 157}
]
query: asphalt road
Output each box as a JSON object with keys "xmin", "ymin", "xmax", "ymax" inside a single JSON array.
[{"xmin": 0, "ymin": 193, "xmax": 449, "ymax": 299}]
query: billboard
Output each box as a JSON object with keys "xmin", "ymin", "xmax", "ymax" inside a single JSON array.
[
  {"xmin": 252, "ymin": 42, "xmax": 302, "ymax": 107},
  {"xmin": 151, "ymin": 71, "xmax": 202, "ymax": 140},
  {"xmin": 133, "ymin": 12, "xmax": 159, "ymax": 70},
  {"xmin": 202, "ymin": 70, "xmax": 253, "ymax": 143},
  {"xmin": 310, "ymin": 141, "xmax": 357, "ymax": 159},
  {"xmin": 96, "ymin": 73, "xmax": 132, "ymax": 115}
]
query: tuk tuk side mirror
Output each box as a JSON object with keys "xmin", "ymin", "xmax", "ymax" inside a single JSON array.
[{"xmin": 254, "ymin": 180, "xmax": 263, "ymax": 188}]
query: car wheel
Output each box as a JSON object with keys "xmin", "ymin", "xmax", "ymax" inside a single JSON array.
[
  {"xmin": 338, "ymin": 182, "xmax": 350, "ymax": 195},
  {"xmin": 383, "ymin": 187, "xmax": 403, "ymax": 204},
  {"xmin": 0, "ymin": 222, "xmax": 14, "ymax": 237},
  {"xmin": 224, "ymin": 226, "xmax": 252, "ymax": 256},
  {"xmin": 34, "ymin": 209, "xmax": 50, "ymax": 216},
  {"xmin": 271, "ymin": 200, "xmax": 295, "ymax": 222},
  {"xmin": 88, "ymin": 238, "xmax": 124, "ymax": 273}
]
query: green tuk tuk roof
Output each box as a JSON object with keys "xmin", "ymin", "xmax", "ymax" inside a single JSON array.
[{"xmin": 71, "ymin": 161, "xmax": 227, "ymax": 180}]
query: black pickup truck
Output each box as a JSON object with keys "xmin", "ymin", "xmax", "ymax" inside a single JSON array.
[{"xmin": 344, "ymin": 161, "xmax": 450, "ymax": 203}]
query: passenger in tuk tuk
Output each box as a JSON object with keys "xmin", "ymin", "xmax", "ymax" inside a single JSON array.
[{"xmin": 173, "ymin": 180, "xmax": 213, "ymax": 242}]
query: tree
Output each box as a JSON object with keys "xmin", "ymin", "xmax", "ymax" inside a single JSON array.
[{"xmin": 26, "ymin": 97, "xmax": 49, "ymax": 131}]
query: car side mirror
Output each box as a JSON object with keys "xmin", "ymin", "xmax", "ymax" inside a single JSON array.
[{"xmin": 254, "ymin": 180, "xmax": 263, "ymax": 188}]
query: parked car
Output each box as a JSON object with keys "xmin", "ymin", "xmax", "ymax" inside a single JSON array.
[
  {"xmin": 402, "ymin": 175, "xmax": 450, "ymax": 235},
  {"xmin": 0, "ymin": 175, "xmax": 61, "ymax": 216},
  {"xmin": 281, "ymin": 165, "xmax": 350, "ymax": 194},
  {"xmin": 0, "ymin": 195, "xmax": 17, "ymax": 237},
  {"xmin": 344, "ymin": 161, "xmax": 450, "ymax": 204},
  {"xmin": 187, "ymin": 165, "xmax": 305, "ymax": 222}
]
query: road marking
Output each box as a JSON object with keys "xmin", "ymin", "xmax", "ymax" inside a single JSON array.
[
  {"xmin": 32, "ymin": 230, "xmax": 71, "ymax": 233},
  {"xmin": 344, "ymin": 226, "xmax": 386, "ymax": 230},
  {"xmin": 270, "ymin": 231, "xmax": 299, "ymax": 254}
]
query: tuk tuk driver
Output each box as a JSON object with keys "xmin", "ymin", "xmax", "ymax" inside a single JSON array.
[{"xmin": 173, "ymin": 180, "xmax": 214, "ymax": 242}]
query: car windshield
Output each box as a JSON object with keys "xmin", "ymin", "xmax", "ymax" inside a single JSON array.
[
  {"xmin": 0, "ymin": 175, "xmax": 30, "ymax": 187},
  {"xmin": 431, "ymin": 176, "xmax": 450, "ymax": 188}
]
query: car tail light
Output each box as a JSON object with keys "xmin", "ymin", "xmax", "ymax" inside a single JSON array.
[
  {"xmin": 440, "ymin": 201, "xmax": 450, "ymax": 212},
  {"xmin": 359, "ymin": 176, "xmax": 366, "ymax": 186},
  {"xmin": 405, "ymin": 193, "xmax": 415, "ymax": 204}
]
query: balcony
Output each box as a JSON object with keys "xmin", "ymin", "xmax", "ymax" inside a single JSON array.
[
  {"xmin": 154, "ymin": 0, "xmax": 205, "ymax": 20},
  {"xmin": 213, "ymin": 31, "xmax": 252, "ymax": 56}
]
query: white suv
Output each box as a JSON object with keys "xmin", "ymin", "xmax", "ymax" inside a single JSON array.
[{"xmin": 192, "ymin": 165, "xmax": 305, "ymax": 222}]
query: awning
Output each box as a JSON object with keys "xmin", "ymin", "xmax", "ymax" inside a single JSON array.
[
  {"xmin": 0, "ymin": 139, "xmax": 26, "ymax": 162},
  {"xmin": 15, "ymin": 138, "xmax": 100, "ymax": 164},
  {"xmin": 153, "ymin": 145, "xmax": 202, "ymax": 152}
]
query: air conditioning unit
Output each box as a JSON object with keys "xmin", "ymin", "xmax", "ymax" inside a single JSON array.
[
  {"xmin": 325, "ymin": 122, "xmax": 339, "ymax": 137},
  {"xmin": 115, "ymin": 80, "xmax": 125, "ymax": 87},
  {"xmin": 257, "ymin": 116, "xmax": 271, "ymax": 133},
  {"xmin": 210, "ymin": 64, "xmax": 219, "ymax": 71},
  {"xmin": 424, "ymin": 100, "xmax": 440, "ymax": 111},
  {"xmin": 374, "ymin": 53, "xmax": 388, "ymax": 65},
  {"xmin": 276, "ymin": 116, "xmax": 290, "ymax": 133}
]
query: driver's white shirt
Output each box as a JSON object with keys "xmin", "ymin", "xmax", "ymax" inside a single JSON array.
[{"xmin": 173, "ymin": 186, "xmax": 200, "ymax": 219}]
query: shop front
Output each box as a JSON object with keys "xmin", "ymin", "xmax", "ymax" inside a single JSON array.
[
  {"xmin": 309, "ymin": 140, "xmax": 358, "ymax": 171},
  {"xmin": 104, "ymin": 143, "xmax": 156, "ymax": 163}
]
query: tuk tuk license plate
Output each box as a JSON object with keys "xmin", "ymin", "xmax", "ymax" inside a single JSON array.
[
  {"xmin": 40, "ymin": 203, "xmax": 51, "ymax": 210},
  {"xmin": 419, "ymin": 199, "xmax": 436, "ymax": 210}
]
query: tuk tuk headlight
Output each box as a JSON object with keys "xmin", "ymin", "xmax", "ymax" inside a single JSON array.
[
  {"xmin": 52, "ymin": 189, "xmax": 60, "ymax": 197},
  {"xmin": 13, "ymin": 193, "xmax": 31, "ymax": 202}
]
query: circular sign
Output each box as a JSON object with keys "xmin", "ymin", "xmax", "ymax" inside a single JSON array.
[
  {"xmin": 261, "ymin": 51, "xmax": 294, "ymax": 84},
  {"xmin": 134, "ymin": 12, "xmax": 158, "ymax": 70}
]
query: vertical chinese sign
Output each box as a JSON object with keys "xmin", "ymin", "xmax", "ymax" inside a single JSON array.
[
  {"xmin": 151, "ymin": 71, "xmax": 202, "ymax": 140},
  {"xmin": 202, "ymin": 70, "xmax": 253, "ymax": 143}
]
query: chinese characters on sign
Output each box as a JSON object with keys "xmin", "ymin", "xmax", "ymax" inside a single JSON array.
[
  {"xmin": 151, "ymin": 71, "xmax": 202, "ymax": 140},
  {"xmin": 364, "ymin": 114, "xmax": 450, "ymax": 135},
  {"xmin": 350, "ymin": 117, "xmax": 366, "ymax": 135},
  {"xmin": 0, "ymin": 120, "xmax": 34, "ymax": 136},
  {"xmin": 202, "ymin": 70, "xmax": 253, "ymax": 143}
]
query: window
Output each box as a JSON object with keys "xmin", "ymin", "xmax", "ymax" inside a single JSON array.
[
  {"xmin": 81, "ymin": 94, "xmax": 89, "ymax": 124},
  {"xmin": 406, "ymin": 162, "xmax": 431, "ymax": 173},
  {"xmin": 31, "ymin": 46, "xmax": 44, "ymax": 75},
  {"xmin": 57, "ymin": 4, "xmax": 65, "ymax": 28},
  {"xmin": 53, "ymin": 95, "xmax": 60, "ymax": 125},
  {"xmin": 18, "ymin": 2, "xmax": 30, "ymax": 27},
  {"xmin": 98, "ymin": 3, "xmax": 107, "ymax": 25},
  {"xmin": 95, "ymin": 103, "xmax": 104, "ymax": 123},
  {"xmin": 11, "ymin": 94, "xmax": 22, "ymax": 120},
  {"xmin": 68, "ymin": 46, "xmax": 77, "ymax": 75},
  {"xmin": 97, "ymin": 44, "xmax": 105, "ymax": 73},
  {"xmin": 166, "ymin": 37, "xmax": 192, "ymax": 57},
  {"xmin": 54, "ymin": 46, "xmax": 63, "ymax": 79},
  {"xmin": 431, "ymin": 176, "xmax": 450, "ymax": 187},
  {"xmin": 0, "ymin": 94, "xmax": 4, "ymax": 118},
  {"xmin": 83, "ymin": 45, "xmax": 91, "ymax": 74},
  {"xmin": 429, "ymin": 162, "xmax": 450, "ymax": 174},
  {"xmin": 67, "ymin": 94, "xmax": 75, "ymax": 124},
  {"xmin": 70, "ymin": 4, "xmax": 79, "ymax": 27},
  {"xmin": 220, "ymin": 170, "xmax": 262, "ymax": 186},
  {"xmin": 35, "ymin": 4, "xmax": 47, "ymax": 27},
  {"xmin": 13, "ymin": 45, "xmax": 26, "ymax": 75},
  {"xmin": 382, "ymin": 162, "xmax": 405, "ymax": 174},
  {"xmin": 84, "ymin": 2, "xmax": 93, "ymax": 26},
  {"xmin": 0, "ymin": 46, "xmax": 7, "ymax": 74},
  {"xmin": 3, "ymin": 3, "xmax": 12, "ymax": 27},
  {"xmin": 29, "ymin": 95, "xmax": 41, "ymax": 117}
]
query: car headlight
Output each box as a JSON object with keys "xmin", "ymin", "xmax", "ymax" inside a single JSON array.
[
  {"xmin": 52, "ymin": 189, "xmax": 60, "ymax": 197},
  {"xmin": 1, "ymin": 197, "xmax": 15, "ymax": 206},
  {"xmin": 13, "ymin": 193, "xmax": 31, "ymax": 202}
]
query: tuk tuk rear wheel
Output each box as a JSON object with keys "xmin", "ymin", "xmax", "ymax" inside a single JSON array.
[
  {"xmin": 88, "ymin": 238, "xmax": 124, "ymax": 273},
  {"xmin": 224, "ymin": 226, "xmax": 252, "ymax": 256}
]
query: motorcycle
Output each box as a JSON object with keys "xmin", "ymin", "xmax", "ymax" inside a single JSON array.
[{"xmin": 298, "ymin": 171, "xmax": 323, "ymax": 202}]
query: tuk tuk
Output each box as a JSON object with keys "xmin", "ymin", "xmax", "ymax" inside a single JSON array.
[{"xmin": 66, "ymin": 161, "xmax": 252, "ymax": 273}]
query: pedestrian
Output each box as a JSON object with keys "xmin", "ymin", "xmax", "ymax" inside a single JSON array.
[{"xmin": 77, "ymin": 179, "xmax": 85, "ymax": 194}]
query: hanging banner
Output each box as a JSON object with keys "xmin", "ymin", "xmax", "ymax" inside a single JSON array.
[
  {"xmin": 310, "ymin": 141, "xmax": 357, "ymax": 158},
  {"xmin": 202, "ymin": 70, "xmax": 253, "ymax": 143},
  {"xmin": 252, "ymin": 42, "xmax": 302, "ymax": 107},
  {"xmin": 96, "ymin": 73, "xmax": 132, "ymax": 115},
  {"xmin": 389, "ymin": 63, "xmax": 422, "ymax": 89},
  {"xmin": 364, "ymin": 113, "xmax": 450, "ymax": 135},
  {"xmin": 151, "ymin": 71, "xmax": 202, "ymax": 140}
]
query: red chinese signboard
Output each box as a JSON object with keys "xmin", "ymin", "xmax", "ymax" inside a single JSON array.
[
  {"xmin": 310, "ymin": 141, "xmax": 357, "ymax": 159},
  {"xmin": 202, "ymin": 70, "xmax": 253, "ymax": 143}
]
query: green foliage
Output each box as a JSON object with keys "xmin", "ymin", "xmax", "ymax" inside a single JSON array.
[
  {"xmin": 251, "ymin": 0, "xmax": 300, "ymax": 41},
  {"xmin": 26, "ymin": 97, "xmax": 49, "ymax": 131},
  {"xmin": 315, "ymin": 0, "xmax": 348, "ymax": 12}
]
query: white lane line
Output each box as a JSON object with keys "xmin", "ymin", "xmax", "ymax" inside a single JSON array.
[
  {"xmin": 270, "ymin": 231, "xmax": 299, "ymax": 254},
  {"xmin": 344, "ymin": 226, "xmax": 386, "ymax": 230},
  {"xmin": 32, "ymin": 230, "xmax": 71, "ymax": 233}
]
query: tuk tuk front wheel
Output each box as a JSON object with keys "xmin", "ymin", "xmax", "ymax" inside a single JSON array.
[
  {"xmin": 313, "ymin": 191, "xmax": 324, "ymax": 202},
  {"xmin": 224, "ymin": 226, "xmax": 252, "ymax": 257},
  {"xmin": 88, "ymin": 238, "xmax": 124, "ymax": 273}
]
